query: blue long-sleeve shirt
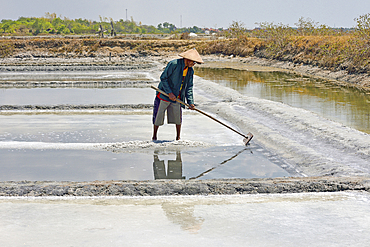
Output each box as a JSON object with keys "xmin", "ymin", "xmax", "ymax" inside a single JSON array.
[{"xmin": 157, "ymin": 58, "xmax": 194, "ymax": 107}]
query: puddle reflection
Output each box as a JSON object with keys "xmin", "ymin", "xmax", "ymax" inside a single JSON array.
[
  {"xmin": 151, "ymin": 147, "xmax": 284, "ymax": 181},
  {"xmin": 0, "ymin": 144, "xmax": 291, "ymax": 181},
  {"xmin": 153, "ymin": 151, "xmax": 185, "ymax": 180},
  {"xmin": 161, "ymin": 201, "xmax": 204, "ymax": 234},
  {"xmin": 189, "ymin": 148, "xmax": 251, "ymax": 180}
]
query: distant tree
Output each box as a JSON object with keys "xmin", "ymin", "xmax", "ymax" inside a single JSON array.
[
  {"xmin": 57, "ymin": 24, "xmax": 70, "ymax": 34},
  {"xmin": 45, "ymin": 12, "xmax": 57, "ymax": 20},
  {"xmin": 189, "ymin": 26, "xmax": 202, "ymax": 33},
  {"xmin": 228, "ymin": 20, "xmax": 247, "ymax": 38},
  {"xmin": 295, "ymin": 17, "xmax": 318, "ymax": 35},
  {"xmin": 157, "ymin": 22, "xmax": 177, "ymax": 33},
  {"xmin": 355, "ymin": 13, "xmax": 370, "ymax": 39}
]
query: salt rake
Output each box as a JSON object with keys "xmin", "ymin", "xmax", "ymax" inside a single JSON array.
[{"xmin": 151, "ymin": 85, "xmax": 253, "ymax": 145}]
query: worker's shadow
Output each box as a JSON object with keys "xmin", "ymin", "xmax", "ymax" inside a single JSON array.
[
  {"xmin": 161, "ymin": 201, "xmax": 204, "ymax": 234},
  {"xmin": 153, "ymin": 150, "xmax": 186, "ymax": 180}
]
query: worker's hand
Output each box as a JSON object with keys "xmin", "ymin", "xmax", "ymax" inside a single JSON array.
[
  {"xmin": 168, "ymin": 93, "xmax": 176, "ymax": 101},
  {"xmin": 189, "ymin": 104, "xmax": 195, "ymax": 110}
]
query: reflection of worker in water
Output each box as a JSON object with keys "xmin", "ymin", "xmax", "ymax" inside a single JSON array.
[
  {"xmin": 161, "ymin": 201, "xmax": 204, "ymax": 234},
  {"xmin": 153, "ymin": 151, "xmax": 185, "ymax": 179}
]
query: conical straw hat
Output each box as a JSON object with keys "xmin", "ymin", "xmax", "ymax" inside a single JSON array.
[{"xmin": 179, "ymin": 48, "xmax": 204, "ymax": 64}]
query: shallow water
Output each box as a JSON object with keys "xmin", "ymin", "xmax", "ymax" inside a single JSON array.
[
  {"xmin": 0, "ymin": 146, "xmax": 290, "ymax": 181},
  {"xmin": 0, "ymin": 113, "xmax": 292, "ymax": 181},
  {"xmin": 1, "ymin": 192, "xmax": 370, "ymax": 246},
  {"xmin": 2, "ymin": 65, "xmax": 368, "ymax": 181},
  {"xmin": 0, "ymin": 114, "xmax": 240, "ymax": 144},
  {"xmin": 0, "ymin": 88, "xmax": 154, "ymax": 105},
  {"xmin": 195, "ymin": 68, "xmax": 370, "ymax": 134},
  {"xmin": 0, "ymin": 70, "xmax": 153, "ymax": 82},
  {"xmin": 1, "ymin": 64, "xmax": 369, "ymax": 246}
]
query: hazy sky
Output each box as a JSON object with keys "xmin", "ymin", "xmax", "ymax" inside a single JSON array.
[{"xmin": 1, "ymin": 0, "xmax": 370, "ymax": 29}]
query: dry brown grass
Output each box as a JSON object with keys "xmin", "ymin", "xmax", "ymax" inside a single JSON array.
[
  {"xmin": 0, "ymin": 41, "xmax": 15, "ymax": 57},
  {"xmin": 198, "ymin": 37, "xmax": 264, "ymax": 56},
  {"xmin": 199, "ymin": 35, "xmax": 370, "ymax": 75}
]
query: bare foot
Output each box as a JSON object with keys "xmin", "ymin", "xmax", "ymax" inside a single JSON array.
[
  {"xmin": 176, "ymin": 137, "xmax": 180, "ymax": 141},
  {"xmin": 152, "ymin": 136, "xmax": 157, "ymax": 141}
]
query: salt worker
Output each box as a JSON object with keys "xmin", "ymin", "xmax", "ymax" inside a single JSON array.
[{"xmin": 152, "ymin": 48, "xmax": 204, "ymax": 141}]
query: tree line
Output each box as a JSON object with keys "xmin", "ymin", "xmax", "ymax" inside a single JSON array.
[{"xmin": 0, "ymin": 12, "xmax": 208, "ymax": 36}]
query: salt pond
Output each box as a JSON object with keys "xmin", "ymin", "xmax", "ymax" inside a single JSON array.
[
  {"xmin": 0, "ymin": 147, "xmax": 290, "ymax": 181},
  {"xmin": 1, "ymin": 60, "xmax": 370, "ymax": 246},
  {"xmin": 1, "ymin": 62, "xmax": 370, "ymax": 181},
  {"xmin": 0, "ymin": 113, "xmax": 292, "ymax": 181},
  {"xmin": 0, "ymin": 69, "xmax": 154, "ymax": 83},
  {"xmin": 1, "ymin": 192, "xmax": 370, "ymax": 246},
  {"xmin": 0, "ymin": 63, "xmax": 298, "ymax": 181},
  {"xmin": 195, "ymin": 67, "xmax": 370, "ymax": 134},
  {"xmin": 0, "ymin": 88, "xmax": 154, "ymax": 105}
]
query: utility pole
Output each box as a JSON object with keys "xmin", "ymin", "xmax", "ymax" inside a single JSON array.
[
  {"xmin": 180, "ymin": 15, "xmax": 182, "ymax": 28},
  {"xmin": 126, "ymin": 9, "xmax": 128, "ymax": 21}
]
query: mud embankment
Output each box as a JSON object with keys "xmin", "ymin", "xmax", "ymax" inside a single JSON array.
[
  {"xmin": 1, "ymin": 177, "xmax": 369, "ymax": 197},
  {"xmin": 0, "ymin": 37, "xmax": 206, "ymax": 59}
]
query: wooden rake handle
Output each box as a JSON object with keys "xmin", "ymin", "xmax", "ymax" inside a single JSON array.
[{"xmin": 150, "ymin": 85, "xmax": 252, "ymax": 140}]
